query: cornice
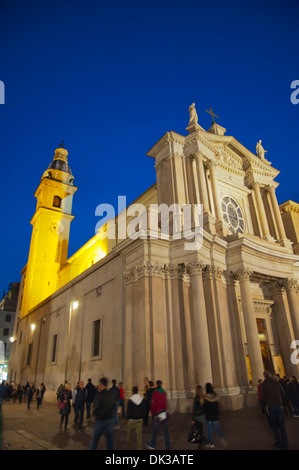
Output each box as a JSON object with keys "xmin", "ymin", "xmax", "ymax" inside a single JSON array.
[{"xmin": 280, "ymin": 200, "xmax": 299, "ymax": 215}]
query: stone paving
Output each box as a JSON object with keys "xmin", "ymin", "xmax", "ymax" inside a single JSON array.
[{"xmin": 1, "ymin": 399, "xmax": 299, "ymax": 451}]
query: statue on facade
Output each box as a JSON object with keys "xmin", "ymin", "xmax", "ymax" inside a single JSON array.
[
  {"xmin": 256, "ymin": 140, "xmax": 268, "ymax": 160},
  {"xmin": 188, "ymin": 103, "xmax": 198, "ymax": 126}
]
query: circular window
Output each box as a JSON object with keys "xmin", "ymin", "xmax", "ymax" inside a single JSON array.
[{"xmin": 221, "ymin": 196, "xmax": 244, "ymax": 233}]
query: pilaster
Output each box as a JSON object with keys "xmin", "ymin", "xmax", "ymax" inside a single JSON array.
[
  {"xmin": 251, "ymin": 182, "xmax": 274, "ymax": 242},
  {"xmin": 235, "ymin": 268, "xmax": 264, "ymax": 386}
]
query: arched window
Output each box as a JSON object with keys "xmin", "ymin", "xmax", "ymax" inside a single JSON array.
[{"xmin": 53, "ymin": 195, "xmax": 62, "ymax": 208}]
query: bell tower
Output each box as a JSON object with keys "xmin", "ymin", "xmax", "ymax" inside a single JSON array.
[{"xmin": 20, "ymin": 147, "xmax": 77, "ymax": 318}]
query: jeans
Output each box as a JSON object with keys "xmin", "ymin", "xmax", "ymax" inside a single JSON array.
[
  {"xmin": 267, "ymin": 405, "xmax": 289, "ymax": 450},
  {"xmin": 90, "ymin": 418, "xmax": 114, "ymax": 450},
  {"xmin": 74, "ymin": 403, "xmax": 84, "ymax": 428},
  {"xmin": 119, "ymin": 399, "xmax": 126, "ymax": 418},
  {"xmin": 206, "ymin": 420, "xmax": 225, "ymax": 445},
  {"xmin": 148, "ymin": 417, "xmax": 170, "ymax": 450},
  {"xmin": 86, "ymin": 401, "xmax": 92, "ymax": 419}
]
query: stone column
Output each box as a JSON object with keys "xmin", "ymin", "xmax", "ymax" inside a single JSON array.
[
  {"xmin": 251, "ymin": 182, "xmax": 271, "ymax": 240},
  {"xmin": 269, "ymin": 281, "xmax": 299, "ymax": 377},
  {"xmin": 195, "ymin": 152, "xmax": 209, "ymax": 213},
  {"xmin": 237, "ymin": 268, "xmax": 264, "ymax": 386},
  {"xmin": 185, "ymin": 154, "xmax": 197, "ymax": 206},
  {"xmin": 283, "ymin": 279, "xmax": 299, "ymax": 341},
  {"xmin": 207, "ymin": 160, "xmax": 222, "ymax": 220},
  {"xmin": 266, "ymin": 184, "xmax": 287, "ymax": 241},
  {"xmin": 187, "ymin": 261, "xmax": 213, "ymax": 384}
]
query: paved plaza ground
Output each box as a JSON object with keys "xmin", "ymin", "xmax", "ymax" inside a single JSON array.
[{"xmin": 1, "ymin": 398, "xmax": 299, "ymax": 454}]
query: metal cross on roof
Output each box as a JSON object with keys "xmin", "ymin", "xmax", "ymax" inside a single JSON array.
[
  {"xmin": 58, "ymin": 140, "xmax": 65, "ymax": 148},
  {"xmin": 205, "ymin": 107, "xmax": 219, "ymax": 124}
]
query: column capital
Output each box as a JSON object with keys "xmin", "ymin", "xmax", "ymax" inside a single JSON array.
[
  {"xmin": 203, "ymin": 264, "xmax": 223, "ymax": 280},
  {"xmin": 268, "ymin": 280, "xmax": 286, "ymax": 295},
  {"xmin": 206, "ymin": 159, "xmax": 218, "ymax": 169},
  {"xmin": 251, "ymin": 181, "xmax": 261, "ymax": 190},
  {"xmin": 225, "ymin": 271, "xmax": 239, "ymax": 285},
  {"xmin": 282, "ymin": 278, "xmax": 299, "ymax": 293},
  {"xmin": 194, "ymin": 151, "xmax": 203, "ymax": 159},
  {"xmin": 186, "ymin": 260, "xmax": 206, "ymax": 275},
  {"xmin": 185, "ymin": 152, "xmax": 195, "ymax": 162},
  {"xmin": 235, "ymin": 267, "xmax": 253, "ymax": 281},
  {"xmin": 264, "ymin": 183, "xmax": 276, "ymax": 193}
]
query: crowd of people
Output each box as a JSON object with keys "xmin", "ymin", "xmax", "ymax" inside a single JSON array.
[
  {"xmin": 2, "ymin": 370, "xmax": 299, "ymax": 450},
  {"xmin": 3, "ymin": 381, "xmax": 46, "ymax": 409},
  {"xmin": 55, "ymin": 376, "xmax": 227, "ymax": 450},
  {"xmin": 56, "ymin": 376, "xmax": 170, "ymax": 450}
]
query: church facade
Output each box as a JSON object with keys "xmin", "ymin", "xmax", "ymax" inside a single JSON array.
[{"xmin": 9, "ymin": 106, "xmax": 299, "ymax": 411}]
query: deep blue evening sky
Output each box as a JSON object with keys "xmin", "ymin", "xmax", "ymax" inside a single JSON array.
[{"xmin": 0, "ymin": 0, "xmax": 298, "ymax": 293}]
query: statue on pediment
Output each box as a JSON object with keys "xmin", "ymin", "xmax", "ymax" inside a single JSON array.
[
  {"xmin": 256, "ymin": 140, "xmax": 267, "ymax": 160},
  {"xmin": 188, "ymin": 103, "xmax": 198, "ymax": 126}
]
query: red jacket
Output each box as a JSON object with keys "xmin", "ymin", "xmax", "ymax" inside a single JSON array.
[{"xmin": 150, "ymin": 388, "xmax": 167, "ymax": 416}]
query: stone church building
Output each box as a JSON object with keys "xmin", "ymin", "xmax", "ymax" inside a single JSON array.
[{"xmin": 9, "ymin": 105, "xmax": 299, "ymax": 411}]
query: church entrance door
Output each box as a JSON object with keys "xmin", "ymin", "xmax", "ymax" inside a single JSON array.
[{"xmin": 256, "ymin": 319, "xmax": 274, "ymax": 374}]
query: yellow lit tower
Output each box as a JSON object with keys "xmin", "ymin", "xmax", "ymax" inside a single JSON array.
[{"xmin": 20, "ymin": 146, "xmax": 77, "ymax": 318}]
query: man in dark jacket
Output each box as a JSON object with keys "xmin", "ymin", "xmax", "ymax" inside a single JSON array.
[
  {"xmin": 85, "ymin": 378, "xmax": 96, "ymax": 419},
  {"xmin": 287, "ymin": 376, "xmax": 299, "ymax": 417},
  {"xmin": 73, "ymin": 381, "xmax": 87, "ymax": 429},
  {"xmin": 110, "ymin": 379, "xmax": 121, "ymax": 428},
  {"xmin": 261, "ymin": 371, "xmax": 289, "ymax": 450},
  {"xmin": 90, "ymin": 377, "xmax": 117, "ymax": 450},
  {"xmin": 127, "ymin": 386, "xmax": 146, "ymax": 450}
]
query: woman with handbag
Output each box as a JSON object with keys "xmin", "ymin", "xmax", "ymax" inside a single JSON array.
[
  {"xmin": 58, "ymin": 383, "xmax": 72, "ymax": 430},
  {"xmin": 191, "ymin": 385, "xmax": 205, "ymax": 446}
]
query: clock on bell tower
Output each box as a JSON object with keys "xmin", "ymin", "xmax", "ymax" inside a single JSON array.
[{"xmin": 20, "ymin": 147, "xmax": 77, "ymax": 318}]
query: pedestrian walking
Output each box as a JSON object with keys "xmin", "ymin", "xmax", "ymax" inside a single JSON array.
[
  {"xmin": 277, "ymin": 374, "xmax": 293, "ymax": 415},
  {"xmin": 258, "ymin": 379, "xmax": 266, "ymax": 414},
  {"xmin": 191, "ymin": 385, "xmax": 205, "ymax": 446},
  {"xmin": 85, "ymin": 378, "xmax": 96, "ymax": 419},
  {"xmin": 73, "ymin": 381, "xmax": 86, "ymax": 429},
  {"xmin": 36, "ymin": 384, "xmax": 43, "ymax": 410},
  {"xmin": 143, "ymin": 377, "xmax": 150, "ymax": 425},
  {"xmin": 58, "ymin": 383, "xmax": 73, "ymax": 430},
  {"xmin": 40, "ymin": 383, "xmax": 46, "ymax": 404},
  {"xmin": 26, "ymin": 383, "xmax": 36, "ymax": 410},
  {"xmin": 203, "ymin": 382, "xmax": 227, "ymax": 449},
  {"xmin": 287, "ymin": 376, "xmax": 299, "ymax": 417},
  {"xmin": 127, "ymin": 386, "xmax": 146, "ymax": 450},
  {"xmin": 15, "ymin": 384, "xmax": 23, "ymax": 404},
  {"xmin": 261, "ymin": 371, "xmax": 289, "ymax": 450},
  {"xmin": 90, "ymin": 377, "xmax": 117, "ymax": 450},
  {"xmin": 146, "ymin": 380, "xmax": 170, "ymax": 450},
  {"xmin": 145, "ymin": 381, "xmax": 155, "ymax": 425},
  {"xmin": 110, "ymin": 379, "xmax": 121, "ymax": 428}
]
